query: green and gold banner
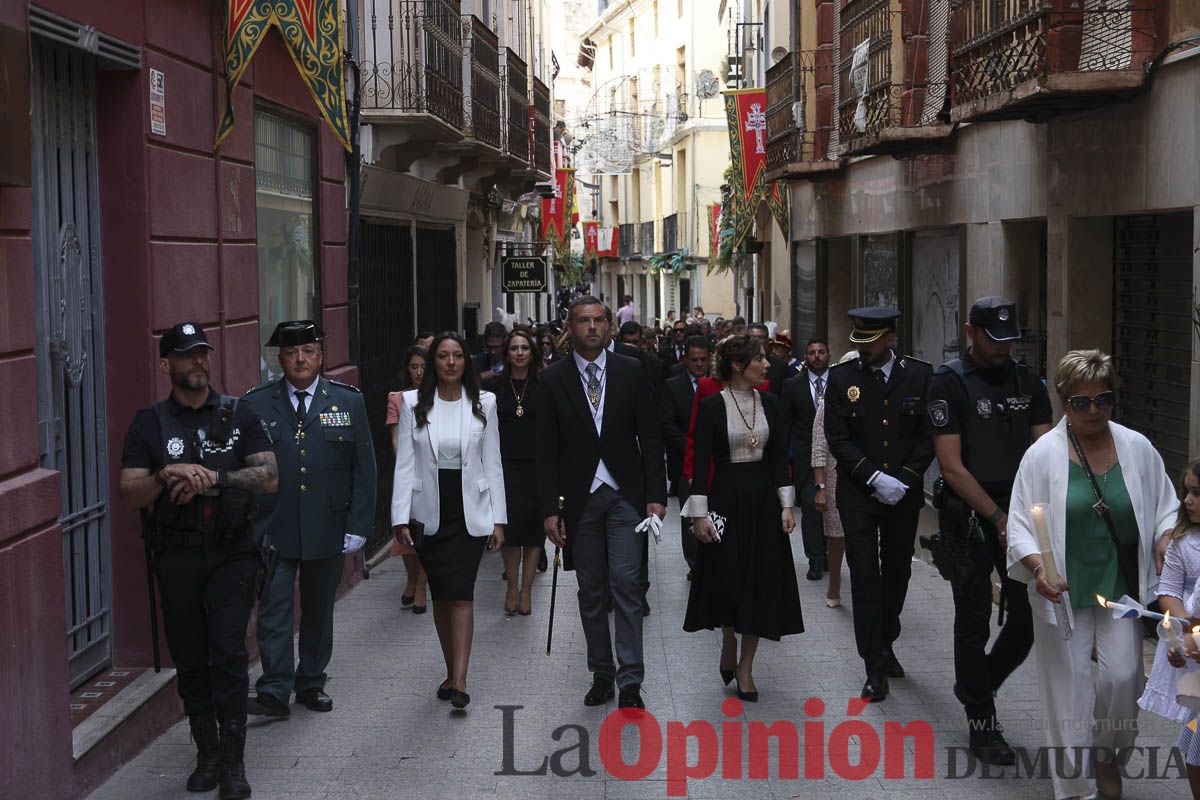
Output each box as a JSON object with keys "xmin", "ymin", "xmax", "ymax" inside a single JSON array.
[{"xmin": 216, "ymin": 0, "xmax": 351, "ymax": 151}]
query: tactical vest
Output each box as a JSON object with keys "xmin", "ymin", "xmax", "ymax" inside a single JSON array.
[
  {"xmin": 943, "ymin": 358, "xmax": 1036, "ymax": 495},
  {"xmin": 149, "ymin": 396, "xmax": 253, "ymax": 542}
]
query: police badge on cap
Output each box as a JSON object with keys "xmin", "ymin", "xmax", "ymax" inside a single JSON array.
[
  {"xmin": 159, "ymin": 322, "xmax": 214, "ymax": 358},
  {"xmin": 968, "ymin": 297, "xmax": 1021, "ymax": 342}
]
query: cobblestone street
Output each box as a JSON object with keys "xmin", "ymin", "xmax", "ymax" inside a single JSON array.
[{"xmin": 91, "ymin": 505, "xmax": 1194, "ymax": 800}]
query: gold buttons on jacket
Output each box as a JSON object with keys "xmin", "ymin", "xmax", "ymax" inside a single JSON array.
[
  {"xmin": 300, "ymin": 467, "xmax": 307, "ymax": 475},
  {"xmin": 882, "ymin": 419, "xmax": 889, "ymax": 427},
  {"xmin": 883, "ymin": 441, "xmax": 889, "ymax": 447},
  {"xmin": 883, "ymin": 399, "xmax": 889, "ymax": 406},
  {"xmin": 300, "ymin": 484, "xmax": 308, "ymax": 492},
  {"xmin": 300, "ymin": 449, "xmax": 306, "ymax": 457},
  {"xmin": 883, "ymin": 463, "xmax": 890, "ymax": 470}
]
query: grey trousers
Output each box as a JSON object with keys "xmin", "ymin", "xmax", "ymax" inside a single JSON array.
[
  {"xmin": 575, "ymin": 485, "xmax": 645, "ymax": 689},
  {"xmin": 255, "ymin": 553, "xmax": 344, "ymax": 700}
]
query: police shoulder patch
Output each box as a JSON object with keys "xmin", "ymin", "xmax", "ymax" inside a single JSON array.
[{"xmin": 928, "ymin": 400, "xmax": 950, "ymax": 428}]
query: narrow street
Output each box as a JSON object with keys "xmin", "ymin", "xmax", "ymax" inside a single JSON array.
[{"xmin": 90, "ymin": 506, "xmax": 1191, "ymax": 800}]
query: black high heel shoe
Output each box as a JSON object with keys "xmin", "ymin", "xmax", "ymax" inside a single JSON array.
[
  {"xmin": 735, "ymin": 676, "xmax": 758, "ymax": 703},
  {"xmin": 402, "ymin": 593, "xmax": 415, "ymax": 607},
  {"xmin": 450, "ymin": 689, "xmax": 471, "ymax": 709},
  {"xmin": 436, "ymin": 680, "xmax": 453, "ymax": 701},
  {"xmin": 720, "ymin": 666, "xmax": 735, "ymax": 686}
]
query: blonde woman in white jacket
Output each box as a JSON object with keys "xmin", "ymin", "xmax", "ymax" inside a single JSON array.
[
  {"xmin": 392, "ymin": 333, "xmax": 507, "ymax": 710},
  {"xmin": 1007, "ymin": 350, "xmax": 1177, "ymax": 800}
]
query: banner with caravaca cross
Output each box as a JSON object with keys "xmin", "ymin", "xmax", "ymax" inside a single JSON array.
[
  {"xmin": 216, "ymin": 0, "xmax": 352, "ymax": 151},
  {"xmin": 723, "ymin": 88, "xmax": 788, "ymax": 246},
  {"xmin": 541, "ymin": 168, "xmax": 574, "ymax": 243}
]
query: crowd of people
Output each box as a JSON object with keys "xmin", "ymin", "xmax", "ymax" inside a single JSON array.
[{"xmin": 120, "ymin": 293, "xmax": 1200, "ymax": 800}]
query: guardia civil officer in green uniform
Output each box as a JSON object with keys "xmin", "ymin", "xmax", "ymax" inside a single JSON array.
[
  {"xmin": 823, "ymin": 308, "xmax": 934, "ymax": 703},
  {"xmin": 244, "ymin": 320, "xmax": 377, "ymax": 716}
]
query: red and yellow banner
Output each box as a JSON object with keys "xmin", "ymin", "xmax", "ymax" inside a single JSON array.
[
  {"xmin": 723, "ymin": 88, "xmax": 789, "ymax": 244},
  {"xmin": 709, "ymin": 204, "xmax": 721, "ymax": 257},
  {"xmin": 216, "ymin": 0, "xmax": 351, "ymax": 151},
  {"xmin": 541, "ymin": 168, "xmax": 574, "ymax": 242}
]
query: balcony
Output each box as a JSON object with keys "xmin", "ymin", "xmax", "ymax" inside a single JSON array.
[
  {"xmin": 662, "ymin": 213, "xmax": 680, "ymax": 254},
  {"xmin": 836, "ymin": 0, "xmax": 955, "ymax": 157},
  {"xmin": 765, "ymin": 51, "xmax": 842, "ymax": 181},
  {"xmin": 639, "ymin": 221, "xmax": 656, "ymax": 257},
  {"xmin": 462, "ymin": 15, "xmax": 502, "ymax": 151},
  {"xmin": 502, "ymin": 48, "xmax": 530, "ymax": 166},
  {"xmin": 949, "ymin": 1, "xmax": 1160, "ymax": 123},
  {"xmin": 618, "ymin": 222, "xmax": 636, "ymax": 258},
  {"xmin": 361, "ymin": 0, "xmax": 465, "ymax": 137},
  {"xmin": 532, "ymin": 76, "xmax": 552, "ymax": 178}
]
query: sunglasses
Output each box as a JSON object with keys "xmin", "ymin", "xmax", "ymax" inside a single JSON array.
[{"xmin": 1066, "ymin": 391, "xmax": 1116, "ymax": 412}]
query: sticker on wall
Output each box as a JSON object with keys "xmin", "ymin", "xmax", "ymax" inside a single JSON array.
[{"xmin": 150, "ymin": 68, "xmax": 166, "ymax": 136}]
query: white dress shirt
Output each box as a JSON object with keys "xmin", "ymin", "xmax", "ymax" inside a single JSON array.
[
  {"xmin": 573, "ymin": 349, "xmax": 619, "ymax": 493},
  {"xmin": 873, "ymin": 351, "xmax": 897, "ymax": 383},
  {"xmin": 286, "ymin": 378, "xmax": 319, "ymax": 413}
]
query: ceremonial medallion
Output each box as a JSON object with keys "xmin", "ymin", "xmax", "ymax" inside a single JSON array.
[{"xmin": 847, "ymin": 386, "xmax": 861, "ymax": 402}]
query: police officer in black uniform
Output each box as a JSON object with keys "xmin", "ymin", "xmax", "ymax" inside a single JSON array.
[
  {"xmin": 118, "ymin": 322, "xmax": 277, "ymax": 800},
  {"xmin": 926, "ymin": 296, "xmax": 1052, "ymax": 764},
  {"xmin": 823, "ymin": 308, "xmax": 933, "ymax": 703}
]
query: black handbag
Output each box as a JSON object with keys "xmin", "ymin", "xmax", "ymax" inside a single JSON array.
[
  {"xmin": 407, "ymin": 519, "xmax": 426, "ymax": 551},
  {"xmin": 1066, "ymin": 421, "xmax": 1139, "ymax": 598}
]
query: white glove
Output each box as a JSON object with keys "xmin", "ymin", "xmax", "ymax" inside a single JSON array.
[
  {"xmin": 869, "ymin": 473, "xmax": 908, "ymax": 506},
  {"xmin": 343, "ymin": 533, "xmax": 366, "ymax": 553},
  {"xmin": 635, "ymin": 515, "xmax": 664, "ymax": 545}
]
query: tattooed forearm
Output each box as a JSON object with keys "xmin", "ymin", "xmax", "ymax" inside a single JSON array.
[{"xmin": 225, "ymin": 452, "xmax": 279, "ymax": 493}]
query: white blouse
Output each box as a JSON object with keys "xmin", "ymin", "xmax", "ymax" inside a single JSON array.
[
  {"xmin": 435, "ymin": 395, "xmax": 463, "ymax": 469},
  {"xmin": 722, "ymin": 388, "xmax": 769, "ymax": 463}
]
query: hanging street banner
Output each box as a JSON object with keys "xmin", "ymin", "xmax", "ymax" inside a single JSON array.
[
  {"xmin": 584, "ymin": 221, "xmax": 599, "ymax": 258},
  {"xmin": 596, "ymin": 226, "xmax": 619, "ymax": 258},
  {"xmin": 709, "ymin": 204, "xmax": 721, "ymax": 258},
  {"xmin": 216, "ymin": 0, "xmax": 352, "ymax": 151},
  {"xmin": 541, "ymin": 168, "xmax": 574, "ymax": 242},
  {"xmin": 501, "ymin": 255, "xmax": 548, "ymax": 293},
  {"xmin": 723, "ymin": 88, "xmax": 789, "ymax": 245}
]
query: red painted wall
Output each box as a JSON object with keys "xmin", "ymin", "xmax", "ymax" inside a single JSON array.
[{"xmin": 1, "ymin": 0, "xmax": 353, "ymax": 796}]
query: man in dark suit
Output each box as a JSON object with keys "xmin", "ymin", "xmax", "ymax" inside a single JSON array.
[
  {"xmin": 659, "ymin": 335, "xmax": 710, "ymax": 574},
  {"xmin": 473, "ymin": 321, "xmax": 507, "ymax": 380},
  {"xmin": 824, "ymin": 308, "xmax": 933, "ymax": 703},
  {"xmin": 616, "ymin": 321, "xmax": 666, "ymax": 390},
  {"xmin": 538, "ymin": 296, "xmax": 667, "ymax": 710},
  {"xmin": 781, "ymin": 337, "xmax": 832, "ymax": 581},
  {"xmin": 658, "ymin": 320, "xmax": 689, "ymax": 366},
  {"xmin": 747, "ymin": 323, "xmax": 789, "ymax": 395},
  {"xmin": 244, "ymin": 321, "xmax": 377, "ymax": 717}
]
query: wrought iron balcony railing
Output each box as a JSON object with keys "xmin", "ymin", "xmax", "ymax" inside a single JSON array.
[
  {"xmin": 662, "ymin": 213, "xmax": 679, "ymax": 254},
  {"xmin": 765, "ymin": 50, "xmax": 841, "ymax": 179},
  {"xmin": 949, "ymin": 0, "xmax": 1160, "ymax": 122},
  {"xmin": 361, "ymin": 0, "xmax": 465, "ymax": 131},
  {"xmin": 502, "ymin": 48, "xmax": 530, "ymax": 164},
  {"xmin": 639, "ymin": 221, "xmax": 656, "ymax": 256},
  {"xmin": 618, "ymin": 222, "xmax": 636, "ymax": 258},
  {"xmin": 836, "ymin": 0, "xmax": 953, "ymax": 156},
  {"xmin": 463, "ymin": 15, "xmax": 502, "ymax": 150},
  {"xmin": 532, "ymin": 76, "xmax": 552, "ymax": 176}
]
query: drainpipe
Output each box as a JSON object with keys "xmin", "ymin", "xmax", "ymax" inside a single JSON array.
[{"xmin": 345, "ymin": 0, "xmax": 364, "ymax": 369}]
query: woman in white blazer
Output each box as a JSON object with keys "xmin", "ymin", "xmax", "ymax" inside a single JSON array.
[
  {"xmin": 392, "ymin": 332, "xmax": 506, "ymax": 710},
  {"xmin": 1007, "ymin": 350, "xmax": 1177, "ymax": 800}
]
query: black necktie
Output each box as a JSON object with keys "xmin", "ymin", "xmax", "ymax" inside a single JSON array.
[
  {"xmin": 295, "ymin": 390, "xmax": 309, "ymax": 424},
  {"xmin": 874, "ymin": 370, "xmax": 886, "ymax": 386},
  {"xmin": 816, "ymin": 376, "xmax": 825, "ymax": 400}
]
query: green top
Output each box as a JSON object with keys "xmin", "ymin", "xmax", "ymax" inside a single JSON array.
[{"xmin": 1065, "ymin": 461, "xmax": 1139, "ymax": 609}]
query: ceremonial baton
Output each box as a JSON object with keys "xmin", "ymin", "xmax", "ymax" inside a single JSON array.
[{"xmin": 546, "ymin": 496, "xmax": 564, "ymax": 655}]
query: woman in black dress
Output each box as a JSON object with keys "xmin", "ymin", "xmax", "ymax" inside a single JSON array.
[
  {"xmin": 683, "ymin": 334, "xmax": 804, "ymax": 702},
  {"xmin": 486, "ymin": 328, "xmax": 546, "ymax": 615}
]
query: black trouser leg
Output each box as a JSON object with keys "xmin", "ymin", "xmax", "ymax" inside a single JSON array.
[
  {"xmin": 949, "ymin": 530, "xmax": 1000, "ymax": 720},
  {"xmin": 798, "ymin": 481, "xmax": 826, "ymax": 566},
  {"xmin": 839, "ymin": 508, "xmax": 886, "ymax": 676},
  {"xmin": 878, "ymin": 504, "xmax": 919, "ymax": 648},
  {"xmin": 203, "ymin": 546, "xmax": 257, "ymax": 723},
  {"xmin": 155, "ymin": 547, "xmax": 215, "ymax": 717},
  {"xmin": 986, "ymin": 531, "xmax": 1033, "ymax": 695}
]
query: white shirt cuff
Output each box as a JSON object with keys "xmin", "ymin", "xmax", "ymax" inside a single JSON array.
[
  {"xmin": 681, "ymin": 495, "xmax": 708, "ymax": 518},
  {"xmin": 777, "ymin": 485, "xmax": 796, "ymax": 508}
]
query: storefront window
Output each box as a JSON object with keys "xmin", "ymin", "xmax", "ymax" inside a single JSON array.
[{"xmin": 255, "ymin": 110, "xmax": 318, "ymax": 380}]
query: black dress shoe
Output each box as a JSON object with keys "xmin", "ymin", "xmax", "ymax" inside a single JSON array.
[
  {"xmin": 246, "ymin": 692, "xmax": 290, "ymax": 717},
  {"xmin": 401, "ymin": 593, "xmax": 415, "ymax": 607},
  {"xmin": 584, "ymin": 676, "xmax": 615, "ymax": 706},
  {"xmin": 885, "ymin": 648, "xmax": 905, "ymax": 678},
  {"xmin": 861, "ymin": 674, "xmax": 889, "ymax": 703},
  {"xmin": 618, "ymin": 685, "xmax": 645, "ymax": 709},
  {"xmin": 806, "ymin": 562, "xmax": 822, "ymax": 581},
  {"xmin": 969, "ymin": 728, "xmax": 1016, "ymax": 766},
  {"xmin": 296, "ymin": 688, "xmax": 333, "ymax": 712},
  {"xmin": 436, "ymin": 680, "xmax": 453, "ymax": 701},
  {"xmin": 450, "ymin": 689, "xmax": 471, "ymax": 710},
  {"xmin": 412, "ymin": 602, "xmax": 428, "ymax": 615}
]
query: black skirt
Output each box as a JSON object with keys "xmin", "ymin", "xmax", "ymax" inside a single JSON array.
[
  {"xmin": 683, "ymin": 460, "xmax": 805, "ymax": 640},
  {"xmin": 501, "ymin": 459, "xmax": 545, "ymax": 548},
  {"xmin": 418, "ymin": 469, "xmax": 487, "ymax": 602}
]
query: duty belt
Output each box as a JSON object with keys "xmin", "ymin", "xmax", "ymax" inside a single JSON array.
[{"xmin": 156, "ymin": 527, "xmax": 239, "ymax": 548}]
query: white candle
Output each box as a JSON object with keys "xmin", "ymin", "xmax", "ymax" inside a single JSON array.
[
  {"xmin": 1030, "ymin": 504, "xmax": 1061, "ymax": 588},
  {"xmin": 1164, "ymin": 611, "xmax": 1186, "ymax": 652},
  {"xmin": 1187, "ymin": 626, "xmax": 1200, "ymax": 653}
]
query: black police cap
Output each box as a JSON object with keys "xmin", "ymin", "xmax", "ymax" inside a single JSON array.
[
  {"xmin": 968, "ymin": 296, "xmax": 1021, "ymax": 342},
  {"xmin": 159, "ymin": 322, "xmax": 213, "ymax": 358},
  {"xmin": 265, "ymin": 320, "xmax": 327, "ymax": 348},
  {"xmin": 847, "ymin": 307, "xmax": 900, "ymax": 344}
]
